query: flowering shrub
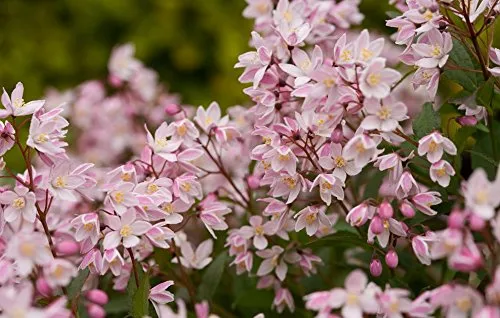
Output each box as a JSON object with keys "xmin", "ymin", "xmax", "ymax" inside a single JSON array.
[{"xmin": 1, "ymin": 0, "xmax": 500, "ymax": 317}]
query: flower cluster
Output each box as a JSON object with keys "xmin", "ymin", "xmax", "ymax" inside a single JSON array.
[{"xmin": 1, "ymin": 0, "xmax": 500, "ymax": 317}]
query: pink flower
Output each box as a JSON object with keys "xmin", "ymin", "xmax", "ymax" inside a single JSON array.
[
  {"xmin": 101, "ymin": 249, "xmax": 125, "ymax": 276},
  {"xmin": 194, "ymin": 101, "xmax": 228, "ymax": 133},
  {"xmin": 165, "ymin": 118, "xmax": 200, "ymax": 145},
  {"xmin": 5, "ymin": 232, "xmax": 52, "ymax": 277},
  {"xmin": 71, "ymin": 213, "xmax": 100, "ymax": 248},
  {"xmin": 431, "ymin": 285, "xmax": 483, "ymax": 317},
  {"xmin": 231, "ymin": 251, "xmax": 253, "ymax": 275},
  {"xmin": 108, "ymin": 43, "xmax": 142, "ymax": 81},
  {"xmin": 346, "ymin": 203, "xmax": 375, "ymax": 227},
  {"xmin": 305, "ymin": 270, "xmax": 380, "ymax": 318},
  {"xmin": 48, "ymin": 160, "xmax": 88, "ymax": 201},
  {"xmin": 378, "ymin": 287, "xmax": 413, "ymax": 318},
  {"xmin": 263, "ymin": 145, "xmax": 298, "ymax": 176},
  {"xmin": 103, "ymin": 209, "xmax": 151, "ymax": 249},
  {"xmin": 294, "ymin": 206, "xmax": 331, "ymax": 236},
  {"xmin": 412, "ymin": 67, "xmax": 440, "ymax": 100},
  {"xmin": 430, "ymin": 160, "xmax": 455, "ymax": 187},
  {"xmin": 463, "ymin": 168, "xmax": 500, "ymax": 220},
  {"xmin": 354, "ymin": 29, "xmax": 385, "ymax": 64},
  {"xmin": 412, "ymin": 29, "xmax": 452, "ymax": 68},
  {"xmin": 489, "ymin": 48, "xmax": 500, "ymax": 77},
  {"xmin": 368, "ymin": 217, "xmax": 407, "ymax": 248},
  {"xmin": 256, "ymin": 245, "xmax": 288, "ymax": 281},
  {"xmin": 0, "ymin": 186, "xmax": 37, "ymax": 223},
  {"xmin": 240, "ymin": 215, "xmax": 273, "ymax": 250},
  {"xmin": 149, "ymin": 281, "xmax": 174, "ymax": 305},
  {"xmin": 412, "ymin": 232, "xmax": 436, "ymax": 265},
  {"xmin": 269, "ymin": 173, "xmax": 305, "ymax": 204},
  {"xmin": 273, "ymin": 288, "xmax": 295, "ymax": 313},
  {"xmin": 105, "ymin": 182, "xmax": 139, "ymax": 215},
  {"xmin": 310, "ymin": 174, "xmax": 345, "ymax": 205},
  {"xmin": 0, "ymin": 284, "xmax": 45, "ymax": 317},
  {"xmin": 0, "ymin": 121, "xmax": 15, "ymax": 156},
  {"xmin": 418, "ymin": 132, "xmax": 457, "ymax": 163},
  {"xmin": 0, "ymin": 82, "xmax": 45, "ymax": 118},
  {"xmin": 145, "ymin": 122, "xmax": 182, "ymax": 162},
  {"xmin": 173, "ymin": 174, "xmax": 203, "ymax": 204},
  {"xmin": 343, "ymin": 133, "xmax": 382, "ymax": 168},
  {"xmin": 27, "ymin": 113, "xmax": 68, "ymax": 155},
  {"xmin": 361, "ymin": 96, "xmax": 408, "ymax": 132},
  {"xmin": 44, "ymin": 258, "xmax": 77, "ymax": 288},
  {"xmin": 411, "ymin": 191, "xmax": 442, "ymax": 215},
  {"xmin": 145, "ymin": 224, "xmax": 175, "ymax": 249},
  {"xmin": 359, "ymin": 58, "xmax": 401, "ymax": 99},
  {"xmin": 279, "ymin": 46, "xmax": 323, "ymax": 87},
  {"xmin": 395, "ymin": 171, "xmax": 419, "ymax": 199},
  {"xmin": 80, "ymin": 249, "xmax": 103, "ymax": 275},
  {"xmin": 318, "ymin": 143, "xmax": 361, "ymax": 181},
  {"xmin": 175, "ymin": 238, "xmax": 213, "ymax": 270}
]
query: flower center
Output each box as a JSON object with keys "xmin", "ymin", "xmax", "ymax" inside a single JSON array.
[
  {"xmin": 262, "ymin": 136, "xmax": 272, "ymax": 145},
  {"xmin": 147, "ymin": 183, "xmax": 159, "ymax": 194},
  {"xmin": 181, "ymin": 182, "xmax": 192, "ymax": 192},
  {"xmin": 321, "ymin": 181, "xmax": 333, "ymax": 191},
  {"xmin": 340, "ymin": 50, "xmax": 352, "ymax": 62},
  {"xmin": 53, "ymin": 265, "xmax": 65, "ymax": 279},
  {"xmin": 356, "ymin": 141, "xmax": 366, "ymax": 153},
  {"xmin": 428, "ymin": 140, "xmax": 438, "ymax": 152},
  {"xmin": 114, "ymin": 191, "xmax": 125, "ymax": 204},
  {"xmin": 431, "ymin": 45, "xmax": 442, "ymax": 57},
  {"xmin": 475, "ymin": 190, "xmax": 489, "ymax": 205},
  {"xmin": 283, "ymin": 176, "xmax": 297, "ymax": 189},
  {"xmin": 36, "ymin": 133, "xmax": 49, "ymax": 143},
  {"xmin": 53, "ymin": 176, "xmax": 66, "ymax": 188},
  {"xmin": 346, "ymin": 293, "xmax": 359, "ymax": 305},
  {"xmin": 283, "ymin": 10, "xmax": 293, "ymax": 22},
  {"xmin": 255, "ymin": 225, "xmax": 264, "ymax": 235},
  {"xmin": 323, "ymin": 78, "xmax": 336, "ymax": 88},
  {"xmin": 83, "ymin": 223, "xmax": 94, "ymax": 232},
  {"xmin": 20, "ymin": 242, "xmax": 35, "ymax": 257},
  {"xmin": 177, "ymin": 124, "xmax": 187, "ymax": 136},
  {"xmin": 383, "ymin": 220, "xmax": 390, "ymax": 229},
  {"xmin": 456, "ymin": 297, "xmax": 472, "ymax": 312},
  {"xmin": 361, "ymin": 48, "xmax": 373, "ymax": 61},
  {"xmin": 423, "ymin": 9, "xmax": 434, "ymax": 21},
  {"xmin": 162, "ymin": 203, "xmax": 174, "ymax": 214},
  {"xmin": 120, "ymin": 225, "xmax": 132, "ymax": 237},
  {"xmin": 305, "ymin": 213, "xmax": 317, "ymax": 225},
  {"xmin": 335, "ymin": 156, "xmax": 346, "ymax": 167},
  {"xmin": 367, "ymin": 73, "xmax": 381, "ymax": 86},
  {"xmin": 279, "ymin": 153, "xmax": 291, "ymax": 161},
  {"xmin": 13, "ymin": 197, "xmax": 25, "ymax": 209},
  {"xmin": 121, "ymin": 172, "xmax": 132, "ymax": 181},
  {"xmin": 376, "ymin": 106, "xmax": 391, "ymax": 120},
  {"xmin": 13, "ymin": 98, "xmax": 25, "ymax": 108},
  {"xmin": 156, "ymin": 137, "xmax": 168, "ymax": 147},
  {"xmin": 436, "ymin": 168, "xmax": 447, "ymax": 177}
]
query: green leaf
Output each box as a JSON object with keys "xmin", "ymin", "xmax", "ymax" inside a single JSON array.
[
  {"xmin": 67, "ymin": 268, "xmax": 89, "ymax": 299},
  {"xmin": 198, "ymin": 252, "xmax": 228, "ymax": 301},
  {"xmin": 452, "ymin": 126, "xmax": 476, "ymax": 172},
  {"xmin": 412, "ymin": 103, "xmax": 440, "ymax": 138},
  {"xmin": 104, "ymin": 293, "xmax": 129, "ymax": 315},
  {"xmin": 127, "ymin": 267, "xmax": 150, "ymax": 318},
  {"xmin": 476, "ymin": 77, "xmax": 495, "ymax": 107},
  {"xmin": 443, "ymin": 40, "xmax": 483, "ymax": 91}
]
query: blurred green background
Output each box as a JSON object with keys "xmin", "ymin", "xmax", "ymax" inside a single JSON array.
[{"xmin": 0, "ymin": 0, "xmax": 391, "ymax": 108}]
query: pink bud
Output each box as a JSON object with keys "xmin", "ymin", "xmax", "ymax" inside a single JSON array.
[
  {"xmin": 456, "ymin": 116, "xmax": 478, "ymax": 126},
  {"xmin": 370, "ymin": 216, "xmax": 384, "ymax": 235},
  {"xmin": 469, "ymin": 214, "xmax": 486, "ymax": 231},
  {"xmin": 448, "ymin": 210, "xmax": 465, "ymax": 229},
  {"xmin": 385, "ymin": 250, "xmax": 399, "ymax": 268},
  {"xmin": 55, "ymin": 240, "xmax": 80, "ymax": 256},
  {"xmin": 400, "ymin": 201, "xmax": 415, "ymax": 218},
  {"xmin": 164, "ymin": 103, "xmax": 181, "ymax": 116},
  {"xmin": 247, "ymin": 175, "xmax": 261, "ymax": 190},
  {"xmin": 370, "ymin": 259, "xmax": 382, "ymax": 277},
  {"xmin": 87, "ymin": 304, "xmax": 106, "ymax": 318},
  {"xmin": 108, "ymin": 74, "xmax": 123, "ymax": 88},
  {"xmin": 86, "ymin": 289, "xmax": 109, "ymax": 305},
  {"xmin": 36, "ymin": 277, "xmax": 53, "ymax": 297},
  {"xmin": 330, "ymin": 127, "xmax": 343, "ymax": 143},
  {"xmin": 378, "ymin": 201, "xmax": 393, "ymax": 219}
]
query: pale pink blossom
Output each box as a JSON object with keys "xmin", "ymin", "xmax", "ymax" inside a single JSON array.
[
  {"xmin": 0, "ymin": 121, "xmax": 15, "ymax": 156},
  {"xmin": 103, "ymin": 209, "xmax": 151, "ymax": 249},
  {"xmin": 108, "ymin": 43, "xmax": 142, "ymax": 81},
  {"xmin": 294, "ymin": 206, "xmax": 331, "ymax": 236},
  {"xmin": 145, "ymin": 122, "xmax": 182, "ymax": 161},
  {"xmin": 343, "ymin": 133, "xmax": 382, "ymax": 168},
  {"xmin": 359, "ymin": 58, "xmax": 401, "ymax": 99},
  {"xmin": 361, "ymin": 96, "xmax": 408, "ymax": 132},
  {"xmin": 0, "ymin": 82, "xmax": 45, "ymax": 118},
  {"xmin": 0, "ymin": 186, "xmax": 37, "ymax": 223},
  {"xmin": 412, "ymin": 29, "xmax": 452, "ymax": 68},
  {"xmin": 418, "ymin": 132, "xmax": 457, "ymax": 163},
  {"xmin": 5, "ymin": 232, "xmax": 52, "ymax": 277},
  {"xmin": 240, "ymin": 215, "xmax": 273, "ymax": 250},
  {"xmin": 194, "ymin": 101, "xmax": 228, "ymax": 133},
  {"xmin": 463, "ymin": 168, "xmax": 500, "ymax": 220},
  {"xmin": 430, "ymin": 160, "xmax": 455, "ymax": 187},
  {"xmin": 44, "ymin": 259, "xmax": 77, "ymax": 288},
  {"xmin": 310, "ymin": 173, "xmax": 345, "ymax": 205}
]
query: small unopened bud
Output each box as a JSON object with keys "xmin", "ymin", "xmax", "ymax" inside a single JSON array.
[
  {"xmin": 86, "ymin": 289, "xmax": 109, "ymax": 305},
  {"xmin": 370, "ymin": 216, "xmax": 384, "ymax": 235},
  {"xmin": 456, "ymin": 116, "xmax": 478, "ymax": 126},
  {"xmin": 400, "ymin": 201, "xmax": 415, "ymax": 218},
  {"xmin": 107, "ymin": 74, "xmax": 122, "ymax": 88},
  {"xmin": 370, "ymin": 259, "xmax": 383, "ymax": 277},
  {"xmin": 469, "ymin": 214, "xmax": 486, "ymax": 231},
  {"xmin": 36, "ymin": 277, "xmax": 53, "ymax": 297},
  {"xmin": 247, "ymin": 175, "xmax": 261, "ymax": 190},
  {"xmin": 87, "ymin": 304, "xmax": 106, "ymax": 318},
  {"xmin": 448, "ymin": 209, "xmax": 465, "ymax": 229},
  {"xmin": 164, "ymin": 103, "xmax": 181, "ymax": 116},
  {"xmin": 385, "ymin": 250, "xmax": 399, "ymax": 268},
  {"xmin": 378, "ymin": 201, "xmax": 394, "ymax": 219},
  {"xmin": 55, "ymin": 240, "xmax": 80, "ymax": 256}
]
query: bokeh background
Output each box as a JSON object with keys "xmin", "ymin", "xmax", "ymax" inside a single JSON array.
[{"xmin": 0, "ymin": 0, "xmax": 391, "ymax": 108}]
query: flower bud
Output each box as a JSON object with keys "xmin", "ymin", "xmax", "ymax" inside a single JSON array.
[
  {"xmin": 36, "ymin": 277, "xmax": 53, "ymax": 297},
  {"xmin": 87, "ymin": 304, "xmax": 106, "ymax": 318},
  {"xmin": 164, "ymin": 103, "xmax": 181, "ymax": 116},
  {"xmin": 448, "ymin": 209, "xmax": 465, "ymax": 229},
  {"xmin": 378, "ymin": 201, "xmax": 393, "ymax": 219},
  {"xmin": 330, "ymin": 127, "xmax": 343, "ymax": 143},
  {"xmin": 469, "ymin": 214, "xmax": 486, "ymax": 231},
  {"xmin": 385, "ymin": 250, "xmax": 399, "ymax": 268},
  {"xmin": 400, "ymin": 201, "xmax": 415, "ymax": 218},
  {"xmin": 456, "ymin": 116, "xmax": 477, "ymax": 126},
  {"xmin": 247, "ymin": 175, "xmax": 261, "ymax": 190},
  {"xmin": 370, "ymin": 259, "xmax": 382, "ymax": 277},
  {"xmin": 370, "ymin": 216, "xmax": 384, "ymax": 235},
  {"xmin": 55, "ymin": 240, "xmax": 80, "ymax": 256},
  {"xmin": 107, "ymin": 74, "xmax": 122, "ymax": 88},
  {"xmin": 86, "ymin": 289, "xmax": 109, "ymax": 305}
]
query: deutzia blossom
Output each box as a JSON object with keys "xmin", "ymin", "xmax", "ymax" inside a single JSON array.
[
  {"xmin": 412, "ymin": 28, "xmax": 452, "ymax": 68},
  {"xmin": 103, "ymin": 209, "xmax": 151, "ymax": 249},
  {"xmin": 0, "ymin": 186, "xmax": 37, "ymax": 223},
  {"xmin": 343, "ymin": 133, "xmax": 382, "ymax": 168},
  {"xmin": 0, "ymin": 121, "xmax": 15, "ymax": 156},
  {"xmin": 0, "ymin": 82, "xmax": 45, "ymax": 118},
  {"xmin": 240, "ymin": 215, "xmax": 273, "ymax": 250},
  {"xmin": 145, "ymin": 122, "xmax": 182, "ymax": 161},
  {"xmin": 294, "ymin": 206, "xmax": 331, "ymax": 236},
  {"xmin": 194, "ymin": 101, "xmax": 229, "ymax": 132},
  {"xmin": 177, "ymin": 239, "xmax": 213, "ymax": 270},
  {"xmin": 359, "ymin": 58, "xmax": 401, "ymax": 99},
  {"xmin": 310, "ymin": 173, "xmax": 344, "ymax": 205},
  {"xmin": 430, "ymin": 160, "xmax": 455, "ymax": 187},
  {"xmin": 5, "ymin": 232, "xmax": 52, "ymax": 276},
  {"xmin": 361, "ymin": 96, "xmax": 408, "ymax": 132},
  {"xmin": 418, "ymin": 132, "xmax": 457, "ymax": 163},
  {"xmin": 462, "ymin": 167, "xmax": 500, "ymax": 220}
]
